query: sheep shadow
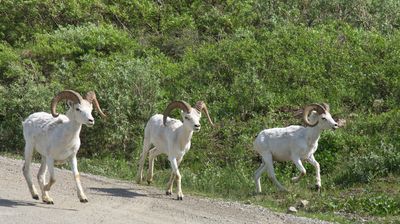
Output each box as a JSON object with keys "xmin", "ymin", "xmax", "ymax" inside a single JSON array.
[
  {"xmin": 89, "ymin": 187, "xmax": 147, "ymax": 198},
  {"xmin": 0, "ymin": 198, "xmax": 78, "ymax": 211},
  {"xmin": 0, "ymin": 198, "xmax": 36, "ymax": 208}
]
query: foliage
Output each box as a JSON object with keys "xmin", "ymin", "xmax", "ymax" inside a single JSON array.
[{"xmin": 1, "ymin": 1, "xmax": 400, "ymax": 222}]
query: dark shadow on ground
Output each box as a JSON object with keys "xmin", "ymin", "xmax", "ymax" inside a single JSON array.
[
  {"xmin": 0, "ymin": 198, "xmax": 79, "ymax": 211},
  {"xmin": 0, "ymin": 198, "xmax": 37, "ymax": 208},
  {"xmin": 89, "ymin": 187, "xmax": 147, "ymax": 198}
]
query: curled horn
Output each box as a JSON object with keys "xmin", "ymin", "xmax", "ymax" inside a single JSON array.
[
  {"xmin": 51, "ymin": 90, "xmax": 83, "ymax": 117},
  {"xmin": 321, "ymin": 102, "xmax": 330, "ymax": 112},
  {"xmin": 163, "ymin": 100, "xmax": 191, "ymax": 126},
  {"xmin": 85, "ymin": 91, "xmax": 106, "ymax": 118},
  {"xmin": 303, "ymin": 103, "xmax": 326, "ymax": 127},
  {"xmin": 195, "ymin": 101, "xmax": 214, "ymax": 126}
]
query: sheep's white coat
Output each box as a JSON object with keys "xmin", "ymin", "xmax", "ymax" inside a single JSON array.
[
  {"xmin": 137, "ymin": 109, "xmax": 203, "ymax": 200},
  {"xmin": 22, "ymin": 100, "xmax": 95, "ymax": 204},
  {"xmin": 253, "ymin": 111, "xmax": 338, "ymax": 192}
]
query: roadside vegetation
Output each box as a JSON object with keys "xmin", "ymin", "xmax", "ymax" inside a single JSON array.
[{"xmin": 1, "ymin": 1, "xmax": 399, "ymax": 223}]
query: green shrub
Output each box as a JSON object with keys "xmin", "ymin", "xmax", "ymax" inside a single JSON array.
[{"xmin": 1, "ymin": 1, "xmax": 400, "ymax": 220}]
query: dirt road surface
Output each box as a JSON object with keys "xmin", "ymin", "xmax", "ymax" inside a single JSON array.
[{"xmin": 0, "ymin": 156, "xmax": 330, "ymax": 224}]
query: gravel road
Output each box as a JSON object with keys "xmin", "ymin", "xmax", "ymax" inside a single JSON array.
[{"xmin": 0, "ymin": 156, "xmax": 331, "ymax": 224}]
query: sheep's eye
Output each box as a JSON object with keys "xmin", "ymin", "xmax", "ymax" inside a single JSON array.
[
  {"xmin": 76, "ymin": 108, "xmax": 81, "ymax": 112},
  {"xmin": 322, "ymin": 117, "xmax": 327, "ymax": 120},
  {"xmin": 184, "ymin": 116, "xmax": 190, "ymax": 120}
]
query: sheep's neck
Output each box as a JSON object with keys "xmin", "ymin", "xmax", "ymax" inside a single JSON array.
[
  {"xmin": 306, "ymin": 126, "xmax": 322, "ymax": 148},
  {"xmin": 176, "ymin": 125, "xmax": 193, "ymax": 151},
  {"xmin": 63, "ymin": 111, "xmax": 83, "ymax": 140}
]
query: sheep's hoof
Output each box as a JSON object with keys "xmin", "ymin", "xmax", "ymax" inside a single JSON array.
[
  {"xmin": 43, "ymin": 195, "xmax": 54, "ymax": 204},
  {"xmin": 166, "ymin": 191, "xmax": 172, "ymax": 196},
  {"xmin": 43, "ymin": 200, "xmax": 54, "ymax": 205},
  {"xmin": 177, "ymin": 196, "xmax": 183, "ymax": 200},
  {"xmin": 253, "ymin": 191, "xmax": 265, "ymax": 196},
  {"xmin": 80, "ymin": 198, "xmax": 89, "ymax": 203},
  {"xmin": 147, "ymin": 180, "xmax": 153, "ymax": 185},
  {"xmin": 278, "ymin": 188, "xmax": 289, "ymax": 193},
  {"xmin": 315, "ymin": 185, "xmax": 321, "ymax": 192},
  {"xmin": 32, "ymin": 195, "xmax": 39, "ymax": 200}
]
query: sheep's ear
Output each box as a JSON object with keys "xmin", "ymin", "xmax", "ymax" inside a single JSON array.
[
  {"xmin": 180, "ymin": 110, "xmax": 185, "ymax": 119},
  {"xmin": 66, "ymin": 100, "xmax": 74, "ymax": 108},
  {"xmin": 308, "ymin": 111, "xmax": 319, "ymax": 123}
]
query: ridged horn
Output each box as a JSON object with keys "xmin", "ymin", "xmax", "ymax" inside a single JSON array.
[
  {"xmin": 303, "ymin": 104, "xmax": 326, "ymax": 127},
  {"xmin": 51, "ymin": 90, "xmax": 83, "ymax": 117},
  {"xmin": 321, "ymin": 102, "xmax": 330, "ymax": 112},
  {"xmin": 163, "ymin": 100, "xmax": 191, "ymax": 126},
  {"xmin": 194, "ymin": 101, "xmax": 214, "ymax": 126},
  {"xmin": 85, "ymin": 91, "xmax": 106, "ymax": 118}
]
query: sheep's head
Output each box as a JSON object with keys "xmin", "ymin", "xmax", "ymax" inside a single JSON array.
[
  {"xmin": 51, "ymin": 90, "xmax": 106, "ymax": 127},
  {"xmin": 163, "ymin": 100, "xmax": 214, "ymax": 132},
  {"xmin": 303, "ymin": 103, "xmax": 338, "ymax": 130}
]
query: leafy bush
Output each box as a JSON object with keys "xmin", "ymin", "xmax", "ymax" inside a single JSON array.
[
  {"xmin": 0, "ymin": 24, "xmax": 162, "ymax": 156},
  {"xmin": 72, "ymin": 54, "xmax": 162, "ymax": 157},
  {"xmin": 1, "ymin": 1, "xmax": 400, "ymax": 221},
  {"xmin": 335, "ymin": 111, "xmax": 400, "ymax": 186}
]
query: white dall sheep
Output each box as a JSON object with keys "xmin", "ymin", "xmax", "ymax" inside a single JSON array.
[
  {"xmin": 253, "ymin": 103, "xmax": 338, "ymax": 193},
  {"xmin": 137, "ymin": 100, "xmax": 213, "ymax": 200},
  {"xmin": 22, "ymin": 90, "xmax": 106, "ymax": 204}
]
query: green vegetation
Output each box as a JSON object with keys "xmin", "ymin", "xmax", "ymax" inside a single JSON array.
[{"xmin": 0, "ymin": 1, "xmax": 399, "ymax": 223}]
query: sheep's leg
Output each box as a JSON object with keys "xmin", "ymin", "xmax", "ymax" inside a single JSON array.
[
  {"xmin": 137, "ymin": 138, "xmax": 151, "ymax": 183},
  {"xmin": 22, "ymin": 142, "xmax": 39, "ymax": 200},
  {"xmin": 42, "ymin": 158, "xmax": 55, "ymax": 204},
  {"xmin": 166, "ymin": 172, "xmax": 176, "ymax": 196},
  {"xmin": 307, "ymin": 154, "xmax": 321, "ymax": 191},
  {"xmin": 71, "ymin": 155, "xmax": 88, "ymax": 203},
  {"xmin": 168, "ymin": 157, "xmax": 184, "ymax": 200},
  {"xmin": 291, "ymin": 157, "xmax": 306, "ymax": 183},
  {"xmin": 166, "ymin": 157, "xmax": 182, "ymax": 196},
  {"xmin": 254, "ymin": 161, "xmax": 267, "ymax": 193},
  {"xmin": 263, "ymin": 152, "xmax": 287, "ymax": 191},
  {"xmin": 37, "ymin": 156, "xmax": 50, "ymax": 202},
  {"xmin": 147, "ymin": 147, "xmax": 161, "ymax": 185}
]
